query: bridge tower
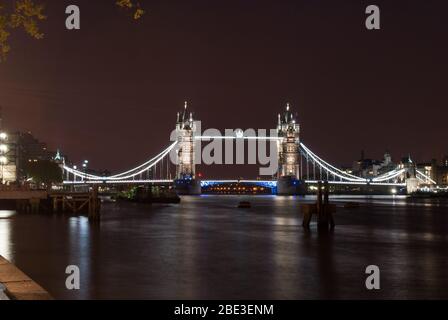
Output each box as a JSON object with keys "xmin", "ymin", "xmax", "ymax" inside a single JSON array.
[
  {"xmin": 276, "ymin": 103, "xmax": 305, "ymax": 195},
  {"xmin": 174, "ymin": 102, "xmax": 201, "ymax": 195},
  {"xmin": 402, "ymin": 155, "xmax": 419, "ymax": 193}
]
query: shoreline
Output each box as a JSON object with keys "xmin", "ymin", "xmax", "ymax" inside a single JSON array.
[{"xmin": 0, "ymin": 255, "xmax": 52, "ymax": 300}]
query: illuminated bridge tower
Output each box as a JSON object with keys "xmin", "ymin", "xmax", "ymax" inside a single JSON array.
[
  {"xmin": 276, "ymin": 103, "xmax": 305, "ymax": 195},
  {"xmin": 174, "ymin": 102, "xmax": 201, "ymax": 195}
]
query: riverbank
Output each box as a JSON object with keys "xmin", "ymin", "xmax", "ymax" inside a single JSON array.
[{"xmin": 0, "ymin": 255, "xmax": 52, "ymax": 300}]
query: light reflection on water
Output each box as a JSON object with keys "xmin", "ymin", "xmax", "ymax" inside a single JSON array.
[
  {"xmin": 67, "ymin": 217, "xmax": 91, "ymax": 300},
  {"xmin": 0, "ymin": 195, "xmax": 447, "ymax": 300},
  {"xmin": 0, "ymin": 211, "xmax": 16, "ymax": 260}
]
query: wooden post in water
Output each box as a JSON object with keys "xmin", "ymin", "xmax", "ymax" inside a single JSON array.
[
  {"xmin": 16, "ymin": 200, "xmax": 26, "ymax": 213},
  {"xmin": 88, "ymin": 185, "xmax": 101, "ymax": 221},
  {"xmin": 30, "ymin": 198, "xmax": 40, "ymax": 214},
  {"xmin": 319, "ymin": 181, "xmax": 336, "ymax": 230},
  {"xmin": 317, "ymin": 185, "xmax": 323, "ymax": 227},
  {"xmin": 327, "ymin": 181, "xmax": 335, "ymax": 229},
  {"xmin": 317, "ymin": 181, "xmax": 323, "ymax": 223},
  {"xmin": 62, "ymin": 196, "xmax": 66, "ymax": 212},
  {"xmin": 52, "ymin": 197, "xmax": 58, "ymax": 212},
  {"xmin": 302, "ymin": 180, "xmax": 336, "ymax": 229},
  {"xmin": 318, "ymin": 181, "xmax": 329, "ymax": 228}
]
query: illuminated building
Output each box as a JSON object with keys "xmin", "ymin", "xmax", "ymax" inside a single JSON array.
[
  {"xmin": 276, "ymin": 103, "xmax": 305, "ymax": 195},
  {"xmin": 174, "ymin": 102, "xmax": 201, "ymax": 194},
  {"xmin": 277, "ymin": 103, "xmax": 300, "ymax": 178}
]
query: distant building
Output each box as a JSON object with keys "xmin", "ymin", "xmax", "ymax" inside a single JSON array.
[
  {"xmin": 352, "ymin": 150, "xmax": 396, "ymax": 178},
  {"xmin": 416, "ymin": 162, "xmax": 433, "ymax": 183},
  {"xmin": 419, "ymin": 158, "xmax": 448, "ymax": 186},
  {"xmin": 7, "ymin": 131, "xmax": 57, "ymax": 183},
  {"xmin": 443, "ymin": 155, "xmax": 448, "ymax": 168},
  {"xmin": 13, "ymin": 131, "xmax": 54, "ymax": 160}
]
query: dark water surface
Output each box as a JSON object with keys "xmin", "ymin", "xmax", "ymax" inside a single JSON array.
[{"xmin": 1, "ymin": 195, "xmax": 447, "ymax": 300}]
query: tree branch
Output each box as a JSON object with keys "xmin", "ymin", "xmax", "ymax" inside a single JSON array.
[{"xmin": 0, "ymin": 1, "xmax": 145, "ymax": 61}]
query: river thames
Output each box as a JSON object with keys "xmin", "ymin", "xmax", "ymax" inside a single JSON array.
[{"xmin": 0, "ymin": 195, "xmax": 447, "ymax": 300}]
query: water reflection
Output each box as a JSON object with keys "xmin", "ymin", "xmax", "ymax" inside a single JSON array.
[
  {"xmin": 1, "ymin": 195, "xmax": 448, "ymax": 299},
  {"xmin": 68, "ymin": 217, "xmax": 91, "ymax": 300},
  {"xmin": 0, "ymin": 210, "xmax": 15, "ymax": 260}
]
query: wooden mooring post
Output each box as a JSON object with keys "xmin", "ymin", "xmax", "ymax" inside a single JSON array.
[
  {"xmin": 301, "ymin": 181, "xmax": 336, "ymax": 230},
  {"xmin": 88, "ymin": 185, "xmax": 101, "ymax": 221}
]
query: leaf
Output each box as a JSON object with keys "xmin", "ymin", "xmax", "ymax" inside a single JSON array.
[
  {"xmin": 116, "ymin": 0, "xmax": 133, "ymax": 9},
  {"xmin": 117, "ymin": 0, "xmax": 146, "ymax": 20},
  {"xmin": 134, "ymin": 8, "xmax": 145, "ymax": 20}
]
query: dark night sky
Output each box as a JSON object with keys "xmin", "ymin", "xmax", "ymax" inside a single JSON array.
[{"xmin": 0, "ymin": 0, "xmax": 447, "ymax": 178}]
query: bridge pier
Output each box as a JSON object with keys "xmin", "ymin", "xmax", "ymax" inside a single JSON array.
[
  {"xmin": 174, "ymin": 179, "xmax": 202, "ymax": 195},
  {"xmin": 276, "ymin": 176, "xmax": 306, "ymax": 195}
]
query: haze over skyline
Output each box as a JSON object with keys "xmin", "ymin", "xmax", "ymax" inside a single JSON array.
[{"xmin": 1, "ymin": 0, "xmax": 447, "ymax": 177}]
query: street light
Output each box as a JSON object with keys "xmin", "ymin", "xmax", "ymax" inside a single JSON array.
[
  {"xmin": 0, "ymin": 144, "xmax": 8, "ymax": 153},
  {"xmin": 0, "ymin": 132, "xmax": 7, "ymax": 140},
  {"xmin": 82, "ymin": 160, "xmax": 88, "ymax": 181}
]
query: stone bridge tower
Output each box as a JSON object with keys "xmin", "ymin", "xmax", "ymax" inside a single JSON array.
[
  {"xmin": 276, "ymin": 103, "xmax": 305, "ymax": 195},
  {"xmin": 174, "ymin": 102, "xmax": 201, "ymax": 195}
]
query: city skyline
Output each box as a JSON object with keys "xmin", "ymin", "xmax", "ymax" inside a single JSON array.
[{"xmin": 2, "ymin": 106, "xmax": 445, "ymax": 178}]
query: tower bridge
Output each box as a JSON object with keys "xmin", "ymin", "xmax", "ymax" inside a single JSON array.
[{"xmin": 62, "ymin": 103, "xmax": 436, "ymax": 195}]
